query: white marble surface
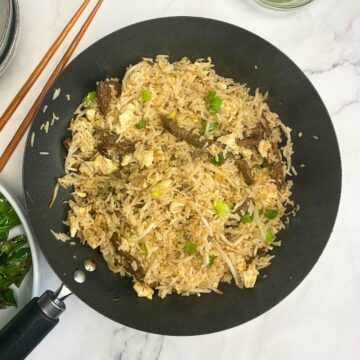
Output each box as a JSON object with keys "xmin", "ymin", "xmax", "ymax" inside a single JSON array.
[{"xmin": 0, "ymin": 0, "xmax": 359, "ymax": 358}]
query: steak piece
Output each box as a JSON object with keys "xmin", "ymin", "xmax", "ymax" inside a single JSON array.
[
  {"xmin": 96, "ymin": 80, "xmax": 121, "ymax": 115},
  {"xmin": 161, "ymin": 117, "xmax": 210, "ymax": 148},
  {"xmin": 110, "ymin": 233, "xmax": 144, "ymax": 280},
  {"xmin": 234, "ymin": 158, "xmax": 254, "ymax": 186},
  {"xmin": 94, "ymin": 130, "xmax": 135, "ymax": 157},
  {"xmin": 269, "ymin": 142, "xmax": 285, "ymax": 189},
  {"xmin": 62, "ymin": 136, "xmax": 72, "ymax": 150}
]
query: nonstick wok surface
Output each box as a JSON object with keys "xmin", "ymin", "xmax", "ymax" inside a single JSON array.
[{"xmin": 23, "ymin": 17, "xmax": 341, "ymax": 335}]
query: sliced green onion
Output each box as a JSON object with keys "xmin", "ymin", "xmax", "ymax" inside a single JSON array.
[
  {"xmin": 226, "ymin": 202, "xmax": 235, "ymax": 210},
  {"xmin": 211, "ymin": 152, "xmax": 225, "ymax": 166},
  {"xmin": 184, "ymin": 241, "xmax": 197, "ymax": 255},
  {"xmin": 265, "ymin": 229, "xmax": 274, "ymax": 244},
  {"xmin": 214, "ymin": 199, "xmax": 231, "ymax": 219},
  {"xmin": 206, "ymin": 91, "xmax": 222, "ymax": 114},
  {"xmin": 141, "ymin": 89, "xmax": 152, "ymax": 102},
  {"xmin": 150, "ymin": 179, "xmax": 172, "ymax": 198},
  {"xmin": 82, "ymin": 91, "xmax": 97, "ymax": 104},
  {"xmin": 139, "ymin": 242, "xmax": 148, "ymax": 254},
  {"xmin": 208, "ymin": 255, "xmax": 217, "ymax": 267},
  {"xmin": 207, "ymin": 91, "xmax": 217, "ymax": 102},
  {"xmin": 135, "ymin": 119, "xmax": 147, "ymax": 129},
  {"xmin": 150, "ymin": 190, "xmax": 161, "ymax": 198},
  {"xmin": 241, "ymin": 213, "xmax": 253, "ymax": 223},
  {"xmin": 166, "ymin": 112, "xmax": 176, "ymax": 119},
  {"xmin": 199, "ymin": 120, "xmax": 220, "ymax": 135},
  {"xmin": 264, "ymin": 209, "xmax": 279, "ymax": 219}
]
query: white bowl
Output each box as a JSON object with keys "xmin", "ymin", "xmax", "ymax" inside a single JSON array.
[{"xmin": 0, "ymin": 180, "xmax": 40, "ymax": 326}]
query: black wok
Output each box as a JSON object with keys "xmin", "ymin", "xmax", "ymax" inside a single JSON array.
[{"xmin": 0, "ymin": 17, "xmax": 341, "ymax": 358}]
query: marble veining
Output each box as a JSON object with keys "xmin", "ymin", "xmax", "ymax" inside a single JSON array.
[{"xmin": 0, "ymin": 0, "xmax": 359, "ymax": 359}]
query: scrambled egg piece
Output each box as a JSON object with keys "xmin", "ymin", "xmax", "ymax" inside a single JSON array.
[
  {"xmin": 258, "ymin": 140, "xmax": 272, "ymax": 158},
  {"xmin": 134, "ymin": 149, "xmax": 154, "ymax": 168},
  {"xmin": 85, "ymin": 108, "xmax": 96, "ymax": 121},
  {"xmin": 133, "ymin": 282, "xmax": 154, "ymax": 299},
  {"xmin": 121, "ymin": 154, "xmax": 133, "ymax": 166},
  {"xmin": 242, "ymin": 263, "xmax": 259, "ymax": 288},
  {"xmin": 217, "ymin": 133, "xmax": 237, "ymax": 149},
  {"xmin": 69, "ymin": 206, "xmax": 90, "ymax": 237},
  {"xmin": 241, "ymin": 148, "xmax": 253, "ymax": 161},
  {"xmin": 79, "ymin": 155, "xmax": 118, "ymax": 176},
  {"xmin": 117, "ymin": 103, "xmax": 137, "ymax": 132},
  {"xmin": 94, "ymin": 155, "xmax": 118, "ymax": 174}
]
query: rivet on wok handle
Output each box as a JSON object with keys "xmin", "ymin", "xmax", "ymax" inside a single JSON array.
[
  {"xmin": 84, "ymin": 259, "xmax": 96, "ymax": 272},
  {"xmin": 73, "ymin": 270, "xmax": 86, "ymax": 283}
]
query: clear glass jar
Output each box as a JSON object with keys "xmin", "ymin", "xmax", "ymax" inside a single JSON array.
[{"xmin": 255, "ymin": 0, "xmax": 313, "ymax": 10}]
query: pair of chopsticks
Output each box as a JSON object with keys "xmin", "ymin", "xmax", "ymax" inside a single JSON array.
[{"xmin": 0, "ymin": 0, "xmax": 104, "ymax": 172}]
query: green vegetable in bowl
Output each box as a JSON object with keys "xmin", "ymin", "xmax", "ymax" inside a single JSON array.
[
  {"xmin": 0, "ymin": 194, "xmax": 32, "ymax": 309},
  {"xmin": 0, "ymin": 246, "xmax": 32, "ymax": 283},
  {"xmin": 0, "ymin": 288, "xmax": 16, "ymax": 309},
  {"xmin": 0, "ymin": 194, "xmax": 20, "ymax": 242},
  {"xmin": 0, "ymin": 235, "xmax": 27, "ymax": 257}
]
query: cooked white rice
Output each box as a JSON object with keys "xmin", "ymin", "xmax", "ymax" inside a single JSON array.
[{"xmin": 58, "ymin": 56, "xmax": 294, "ymax": 299}]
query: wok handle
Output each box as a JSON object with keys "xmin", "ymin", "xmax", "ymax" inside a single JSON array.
[
  {"xmin": 0, "ymin": 285, "xmax": 70, "ymax": 360},
  {"xmin": 0, "ymin": 297, "xmax": 58, "ymax": 359}
]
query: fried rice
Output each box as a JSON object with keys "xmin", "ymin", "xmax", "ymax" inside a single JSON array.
[{"xmin": 58, "ymin": 55, "xmax": 294, "ymax": 299}]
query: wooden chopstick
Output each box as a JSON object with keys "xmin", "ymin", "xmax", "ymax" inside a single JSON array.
[
  {"xmin": 0, "ymin": 0, "xmax": 104, "ymax": 172},
  {"xmin": 0, "ymin": 0, "xmax": 91, "ymax": 131}
]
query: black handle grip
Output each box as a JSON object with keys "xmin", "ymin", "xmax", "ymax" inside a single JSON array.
[{"xmin": 0, "ymin": 297, "xmax": 59, "ymax": 360}]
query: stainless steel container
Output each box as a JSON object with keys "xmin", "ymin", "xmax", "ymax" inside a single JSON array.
[
  {"xmin": 0, "ymin": 0, "xmax": 13, "ymax": 59},
  {"xmin": 0, "ymin": 0, "xmax": 20, "ymax": 75}
]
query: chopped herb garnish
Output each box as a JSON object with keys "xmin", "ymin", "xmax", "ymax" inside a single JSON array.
[
  {"xmin": 206, "ymin": 91, "xmax": 222, "ymax": 114},
  {"xmin": 135, "ymin": 119, "xmax": 147, "ymax": 129},
  {"xmin": 264, "ymin": 209, "xmax": 279, "ymax": 220},
  {"xmin": 166, "ymin": 112, "xmax": 176, "ymax": 119},
  {"xmin": 82, "ymin": 91, "xmax": 97, "ymax": 104},
  {"xmin": 141, "ymin": 89, "xmax": 152, "ymax": 102},
  {"xmin": 199, "ymin": 120, "xmax": 219, "ymax": 135},
  {"xmin": 211, "ymin": 152, "xmax": 225, "ymax": 166},
  {"xmin": 139, "ymin": 242, "xmax": 148, "ymax": 254},
  {"xmin": 265, "ymin": 229, "xmax": 274, "ymax": 244},
  {"xmin": 208, "ymin": 255, "xmax": 217, "ymax": 267},
  {"xmin": 184, "ymin": 241, "xmax": 197, "ymax": 255},
  {"xmin": 214, "ymin": 199, "xmax": 231, "ymax": 219},
  {"xmin": 241, "ymin": 213, "xmax": 253, "ymax": 223}
]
